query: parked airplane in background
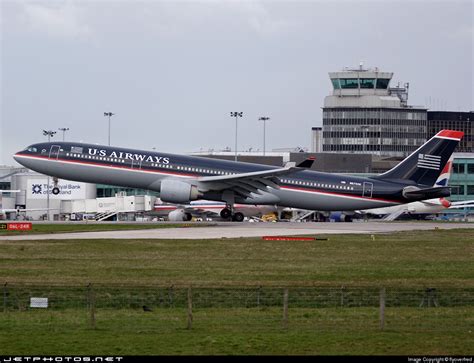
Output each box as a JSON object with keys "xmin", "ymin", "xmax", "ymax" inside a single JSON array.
[
  {"xmin": 0, "ymin": 190, "xmax": 54, "ymax": 219},
  {"xmin": 0, "ymin": 190, "xmax": 19, "ymax": 219},
  {"xmin": 153, "ymin": 199, "xmax": 278, "ymax": 221},
  {"xmin": 14, "ymin": 130, "xmax": 463, "ymax": 221}
]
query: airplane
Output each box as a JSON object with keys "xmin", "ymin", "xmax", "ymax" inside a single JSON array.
[
  {"xmin": 362, "ymin": 197, "xmax": 474, "ymax": 220},
  {"xmin": 153, "ymin": 198, "xmax": 278, "ymax": 221},
  {"xmin": 360, "ymin": 155, "xmax": 474, "ymax": 220},
  {"xmin": 13, "ymin": 130, "xmax": 463, "ymax": 220}
]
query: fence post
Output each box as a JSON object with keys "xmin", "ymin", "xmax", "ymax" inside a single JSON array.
[
  {"xmin": 257, "ymin": 285, "xmax": 261, "ymax": 307},
  {"xmin": 283, "ymin": 288, "xmax": 289, "ymax": 330},
  {"xmin": 379, "ymin": 287, "xmax": 386, "ymax": 331},
  {"xmin": 88, "ymin": 283, "xmax": 96, "ymax": 329},
  {"xmin": 187, "ymin": 286, "xmax": 193, "ymax": 330},
  {"xmin": 3, "ymin": 283, "xmax": 7, "ymax": 312},
  {"xmin": 168, "ymin": 285, "xmax": 174, "ymax": 307}
]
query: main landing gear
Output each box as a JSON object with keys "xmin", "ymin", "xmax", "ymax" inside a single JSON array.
[{"xmin": 220, "ymin": 207, "xmax": 244, "ymax": 222}]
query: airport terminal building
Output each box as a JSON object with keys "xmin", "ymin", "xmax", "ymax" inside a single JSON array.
[
  {"xmin": 427, "ymin": 111, "xmax": 473, "ymax": 152},
  {"xmin": 0, "ymin": 167, "xmax": 155, "ymax": 221}
]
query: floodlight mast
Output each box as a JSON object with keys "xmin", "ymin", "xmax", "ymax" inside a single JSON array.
[
  {"xmin": 230, "ymin": 112, "xmax": 243, "ymax": 161},
  {"xmin": 258, "ymin": 117, "xmax": 270, "ymax": 156},
  {"xmin": 104, "ymin": 112, "xmax": 115, "ymax": 146}
]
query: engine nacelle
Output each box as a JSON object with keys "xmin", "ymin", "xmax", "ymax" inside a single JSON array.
[
  {"xmin": 168, "ymin": 209, "xmax": 193, "ymax": 221},
  {"xmin": 329, "ymin": 212, "xmax": 353, "ymax": 222},
  {"xmin": 160, "ymin": 180, "xmax": 199, "ymax": 204}
]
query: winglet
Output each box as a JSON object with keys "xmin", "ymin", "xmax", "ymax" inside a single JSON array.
[{"xmin": 296, "ymin": 157, "xmax": 316, "ymax": 169}]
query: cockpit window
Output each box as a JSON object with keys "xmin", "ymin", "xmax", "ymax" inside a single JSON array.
[{"xmin": 27, "ymin": 147, "xmax": 37, "ymax": 153}]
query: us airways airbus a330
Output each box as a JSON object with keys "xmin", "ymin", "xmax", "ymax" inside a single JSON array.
[{"xmin": 14, "ymin": 130, "xmax": 463, "ymax": 221}]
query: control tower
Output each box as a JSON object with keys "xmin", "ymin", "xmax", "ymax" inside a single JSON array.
[{"xmin": 322, "ymin": 65, "xmax": 427, "ymax": 157}]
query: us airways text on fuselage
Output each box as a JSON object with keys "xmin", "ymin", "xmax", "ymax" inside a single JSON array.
[{"xmin": 87, "ymin": 148, "xmax": 170, "ymax": 164}]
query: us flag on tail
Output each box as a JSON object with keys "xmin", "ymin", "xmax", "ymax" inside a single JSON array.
[{"xmin": 417, "ymin": 154, "xmax": 441, "ymax": 170}]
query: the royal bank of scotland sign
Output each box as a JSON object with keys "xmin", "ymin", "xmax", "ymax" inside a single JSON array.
[{"xmin": 27, "ymin": 179, "xmax": 87, "ymax": 200}]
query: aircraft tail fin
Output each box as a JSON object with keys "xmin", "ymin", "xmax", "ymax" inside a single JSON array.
[
  {"xmin": 296, "ymin": 157, "xmax": 316, "ymax": 169},
  {"xmin": 434, "ymin": 155, "xmax": 453, "ymax": 187},
  {"xmin": 374, "ymin": 130, "xmax": 463, "ymax": 186}
]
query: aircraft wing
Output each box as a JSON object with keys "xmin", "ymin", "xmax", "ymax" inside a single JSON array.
[
  {"xmin": 449, "ymin": 200, "xmax": 474, "ymax": 209},
  {"xmin": 419, "ymin": 199, "xmax": 445, "ymax": 206},
  {"xmin": 196, "ymin": 166, "xmax": 299, "ymax": 198},
  {"xmin": 4, "ymin": 208, "xmax": 59, "ymax": 212}
]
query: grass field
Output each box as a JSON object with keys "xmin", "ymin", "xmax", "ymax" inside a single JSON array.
[
  {"xmin": 0, "ymin": 229, "xmax": 473, "ymax": 287},
  {"xmin": 0, "ymin": 228, "xmax": 473, "ymax": 355},
  {"xmin": 2, "ymin": 307, "xmax": 473, "ymax": 355}
]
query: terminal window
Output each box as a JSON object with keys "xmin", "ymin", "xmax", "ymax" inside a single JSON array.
[
  {"xmin": 359, "ymin": 79, "xmax": 375, "ymax": 89},
  {"xmin": 453, "ymin": 163, "xmax": 465, "ymax": 174},
  {"xmin": 331, "ymin": 79, "xmax": 341, "ymax": 89},
  {"xmin": 376, "ymin": 79, "xmax": 390, "ymax": 89},
  {"xmin": 339, "ymin": 79, "xmax": 359, "ymax": 89},
  {"xmin": 452, "ymin": 185, "xmax": 465, "ymax": 195}
]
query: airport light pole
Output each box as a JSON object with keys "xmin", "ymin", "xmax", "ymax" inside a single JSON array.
[
  {"xmin": 230, "ymin": 112, "xmax": 243, "ymax": 161},
  {"xmin": 58, "ymin": 127, "xmax": 70, "ymax": 141},
  {"xmin": 42, "ymin": 130, "xmax": 56, "ymax": 221},
  {"xmin": 104, "ymin": 112, "xmax": 115, "ymax": 146},
  {"xmin": 43, "ymin": 129, "xmax": 57, "ymax": 143},
  {"xmin": 258, "ymin": 117, "xmax": 270, "ymax": 156}
]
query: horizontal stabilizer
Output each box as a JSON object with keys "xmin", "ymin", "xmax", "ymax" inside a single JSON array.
[
  {"xmin": 296, "ymin": 157, "xmax": 315, "ymax": 169},
  {"xmin": 403, "ymin": 186, "xmax": 451, "ymax": 200}
]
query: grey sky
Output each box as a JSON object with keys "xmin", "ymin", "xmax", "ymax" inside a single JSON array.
[{"xmin": 1, "ymin": 0, "xmax": 473, "ymax": 165}]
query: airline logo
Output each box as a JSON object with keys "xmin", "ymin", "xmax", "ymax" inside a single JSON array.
[
  {"xmin": 417, "ymin": 154, "xmax": 441, "ymax": 170},
  {"xmin": 435, "ymin": 160, "xmax": 452, "ymax": 186},
  {"xmin": 86, "ymin": 148, "xmax": 170, "ymax": 164}
]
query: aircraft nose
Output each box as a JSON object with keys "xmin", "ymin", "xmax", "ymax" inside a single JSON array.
[{"xmin": 13, "ymin": 152, "xmax": 27, "ymax": 167}]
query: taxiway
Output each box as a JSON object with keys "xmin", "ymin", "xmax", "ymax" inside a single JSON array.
[{"xmin": 1, "ymin": 221, "xmax": 473, "ymax": 240}]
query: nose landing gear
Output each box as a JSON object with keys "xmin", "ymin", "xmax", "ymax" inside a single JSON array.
[{"xmin": 52, "ymin": 177, "xmax": 60, "ymax": 195}]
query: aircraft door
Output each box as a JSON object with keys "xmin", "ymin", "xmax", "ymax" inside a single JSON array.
[
  {"xmin": 362, "ymin": 182, "xmax": 373, "ymax": 198},
  {"xmin": 49, "ymin": 145, "xmax": 61, "ymax": 159},
  {"xmin": 131, "ymin": 159, "xmax": 142, "ymax": 170}
]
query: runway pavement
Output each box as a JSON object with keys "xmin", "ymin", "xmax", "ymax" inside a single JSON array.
[{"xmin": 1, "ymin": 221, "xmax": 473, "ymax": 240}]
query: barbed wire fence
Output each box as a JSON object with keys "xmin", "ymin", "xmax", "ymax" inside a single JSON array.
[{"xmin": 2, "ymin": 283, "xmax": 474, "ymax": 333}]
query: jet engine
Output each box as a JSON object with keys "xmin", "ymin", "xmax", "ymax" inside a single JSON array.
[
  {"xmin": 168, "ymin": 209, "xmax": 193, "ymax": 221},
  {"xmin": 329, "ymin": 212, "xmax": 353, "ymax": 222},
  {"xmin": 160, "ymin": 180, "xmax": 200, "ymax": 204}
]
